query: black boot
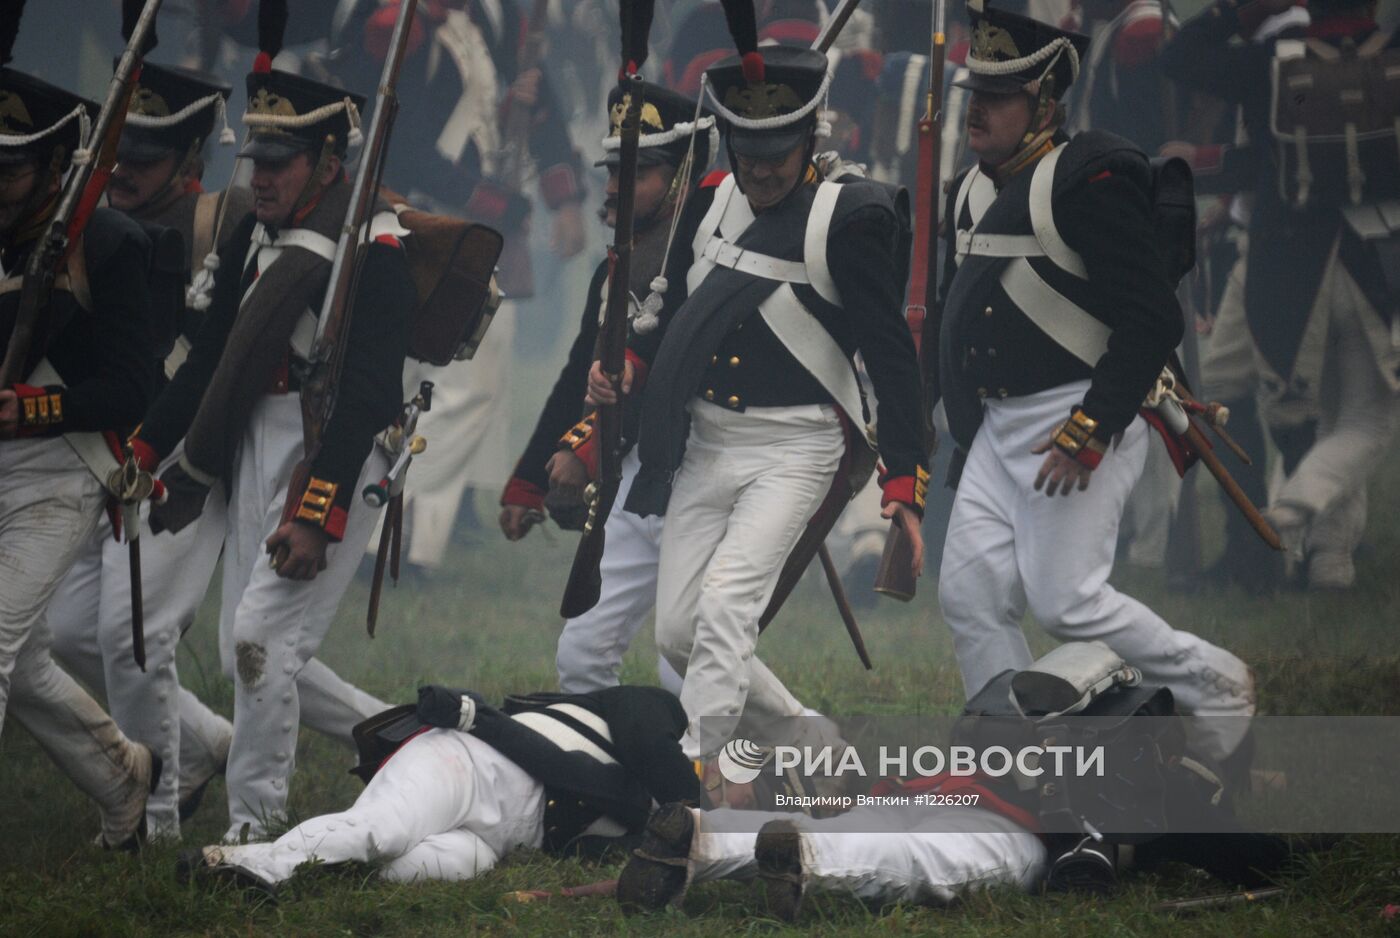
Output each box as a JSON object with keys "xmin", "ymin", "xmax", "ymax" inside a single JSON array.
[
  {"xmin": 754, "ymin": 819, "xmax": 806, "ymax": 922},
  {"xmin": 616, "ymin": 803, "xmax": 695, "ymax": 914}
]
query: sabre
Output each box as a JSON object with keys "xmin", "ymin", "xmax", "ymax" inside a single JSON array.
[
  {"xmin": 1183, "ymin": 421, "xmax": 1283, "ymax": 551},
  {"xmin": 818, "ymin": 545, "xmax": 873, "ymax": 669},
  {"xmin": 1150, "ymin": 383, "xmax": 1282, "ymax": 551},
  {"xmin": 107, "ymin": 442, "xmax": 166, "ymax": 671},
  {"xmin": 365, "ymin": 381, "xmax": 433, "ymax": 636}
]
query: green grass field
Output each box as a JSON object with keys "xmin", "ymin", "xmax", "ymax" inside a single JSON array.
[
  {"xmin": 2, "ymin": 461, "xmax": 1398, "ymax": 937},
  {"xmin": 2, "ymin": 313, "xmax": 1399, "ymax": 936}
]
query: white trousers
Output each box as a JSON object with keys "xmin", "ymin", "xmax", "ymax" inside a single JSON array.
[
  {"xmin": 1270, "ymin": 262, "xmax": 1400, "ymax": 563},
  {"xmin": 211, "ymin": 728, "xmax": 545, "ymax": 883},
  {"xmin": 688, "ymin": 805, "xmax": 1045, "ymax": 905},
  {"xmin": 654, "ymin": 402, "xmax": 845, "ymax": 760},
  {"xmin": 1201, "ymin": 251, "xmax": 1259, "ymax": 404},
  {"xmin": 48, "ymin": 446, "xmax": 232, "ymax": 840},
  {"xmin": 397, "ymin": 301, "xmax": 516, "ymax": 569},
  {"xmin": 219, "ymin": 395, "xmax": 390, "ymax": 839},
  {"xmin": 0, "ymin": 438, "xmax": 152, "ymax": 841},
  {"xmin": 827, "ymin": 470, "xmax": 888, "ymax": 577},
  {"xmin": 555, "ymin": 449, "xmax": 682, "ymax": 695},
  {"xmin": 939, "ymin": 382, "xmax": 1254, "ymax": 763}
]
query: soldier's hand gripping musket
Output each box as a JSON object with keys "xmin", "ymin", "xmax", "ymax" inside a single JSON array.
[
  {"xmin": 0, "ymin": 0, "xmax": 161, "ymax": 389},
  {"xmin": 558, "ymin": 0, "xmax": 655, "ymax": 620},
  {"xmin": 1, "ymin": 0, "xmax": 164, "ymax": 669},
  {"xmin": 268, "ymin": 0, "xmax": 419, "ymax": 575}
]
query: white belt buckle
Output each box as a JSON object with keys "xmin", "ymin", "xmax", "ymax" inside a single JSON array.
[
  {"xmin": 956, "ymin": 230, "xmax": 972, "ymax": 258},
  {"xmin": 713, "ymin": 240, "xmax": 745, "ymax": 269}
]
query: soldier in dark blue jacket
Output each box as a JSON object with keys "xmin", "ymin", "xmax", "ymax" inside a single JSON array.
[
  {"xmin": 179, "ymin": 684, "xmax": 700, "ymax": 891},
  {"xmin": 934, "ymin": 0, "xmax": 1255, "ymax": 768},
  {"xmin": 0, "ymin": 62, "xmax": 161, "ymax": 849}
]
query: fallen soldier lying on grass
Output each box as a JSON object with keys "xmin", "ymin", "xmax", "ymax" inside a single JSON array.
[
  {"xmin": 613, "ymin": 642, "xmax": 1295, "ymax": 920},
  {"xmin": 179, "ymin": 644, "xmax": 1297, "ymax": 920},
  {"xmin": 178, "ymin": 684, "xmax": 699, "ymax": 894}
]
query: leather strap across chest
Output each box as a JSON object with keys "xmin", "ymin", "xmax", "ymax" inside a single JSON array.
[
  {"xmin": 953, "ymin": 145, "xmax": 1110, "ymax": 368},
  {"xmin": 690, "ymin": 175, "xmax": 871, "ymax": 449}
]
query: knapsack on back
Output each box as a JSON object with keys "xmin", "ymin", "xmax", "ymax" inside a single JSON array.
[
  {"xmin": 952, "ymin": 642, "xmax": 1221, "ymax": 844},
  {"xmin": 1149, "ymin": 155, "xmax": 1196, "ymax": 286},
  {"xmin": 1270, "ymin": 30, "xmax": 1400, "ymax": 210},
  {"xmin": 383, "ymin": 191, "xmax": 505, "ymax": 367}
]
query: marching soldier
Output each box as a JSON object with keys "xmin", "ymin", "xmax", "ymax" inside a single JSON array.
[
  {"xmin": 933, "ymin": 0, "xmax": 1254, "ymax": 765},
  {"xmin": 1162, "ymin": 5, "xmax": 1307, "ymax": 594},
  {"xmin": 178, "ymin": 684, "xmax": 699, "ymax": 890},
  {"xmin": 599, "ymin": 41, "xmax": 929, "ymax": 763},
  {"xmin": 46, "ymin": 63, "xmax": 246, "ymax": 839},
  {"xmin": 500, "ymin": 81, "xmax": 717, "ymax": 694},
  {"xmin": 131, "ymin": 52, "xmax": 413, "ymax": 841},
  {"xmin": 1161, "ymin": 0, "xmax": 1400, "ymax": 590},
  {"xmin": 0, "ymin": 63, "xmax": 162, "ymax": 848},
  {"xmin": 339, "ymin": 0, "xmax": 589, "ymax": 575}
]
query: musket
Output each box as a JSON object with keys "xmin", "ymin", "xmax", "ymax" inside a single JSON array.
[
  {"xmin": 270, "ymin": 0, "xmax": 417, "ymax": 573},
  {"xmin": 559, "ymin": 78, "xmax": 645, "ymax": 619},
  {"xmin": 873, "ymin": 0, "xmax": 946, "ymax": 602},
  {"xmin": 1157, "ymin": 886, "xmax": 1284, "ymax": 914},
  {"xmin": 364, "ymin": 381, "xmax": 433, "ymax": 636},
  {"xmin": 819, "ymin": 0, "xmax": 864, "ymax": 46},
  {"xmin": 501, "ymin": 879, "xmax": 618, "ymax": 903},
  {"xmin": 0, "ymin": 0, "xmax": 161, "ymax": 388}
]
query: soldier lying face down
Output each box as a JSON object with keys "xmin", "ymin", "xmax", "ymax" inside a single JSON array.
[{"xmin": 178, "ymin": 684, "xmax": 700, "ymax": 895}]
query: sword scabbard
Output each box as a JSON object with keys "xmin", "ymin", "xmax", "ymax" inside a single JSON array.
[{"xmin": 1183, "ymin": 423, "xmax": 1283, "ymax": 551}]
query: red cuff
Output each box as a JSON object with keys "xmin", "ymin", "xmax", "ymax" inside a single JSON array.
[
  {"xmin": 625, "ymin": 348, "xmax": 650, "ymax": 392},
  {"xmin": 11, "ymin": 383, "xmax": 64, "ymax": 437},
  {"xmin": 1071, "ymin": 445, "xmax": 1104, "ymax": 470},
  {"xmin": 879, "ymin": 466, "xmax": 929, "ymax": 515},
  {"xmin": 560, "ymin": 412, "xmax": 599, "ymax": 480},
  {"xmin": 326, "ymin": 506, "xmax": 348, "ymax": 541},
  {"xmin": 539, "ymin": 164, "xmax": 581, "ymax": 209},
  {"xmin": 128, "ymin": 436, "xmax": 161, "ymax": 472},
  {"xmin": 292, "ymin": 477, "xmax": 346, "ymax": 542},
  {"xmin": 573, "ymin": 434, "xmax": 599, "ymax": 480},
  {"xmin": 501, "ymin": 476, "xmax": 546, "ymax": 511}
]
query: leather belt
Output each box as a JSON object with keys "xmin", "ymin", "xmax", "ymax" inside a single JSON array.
[{"xmin": 700, "ymin": 237, "xmax": 810, "ymax": 284}]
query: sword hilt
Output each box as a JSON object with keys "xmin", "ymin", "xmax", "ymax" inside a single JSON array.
[{"xmin": 363, "ymin": 435, "xmax": 426, "ymax": 507}]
